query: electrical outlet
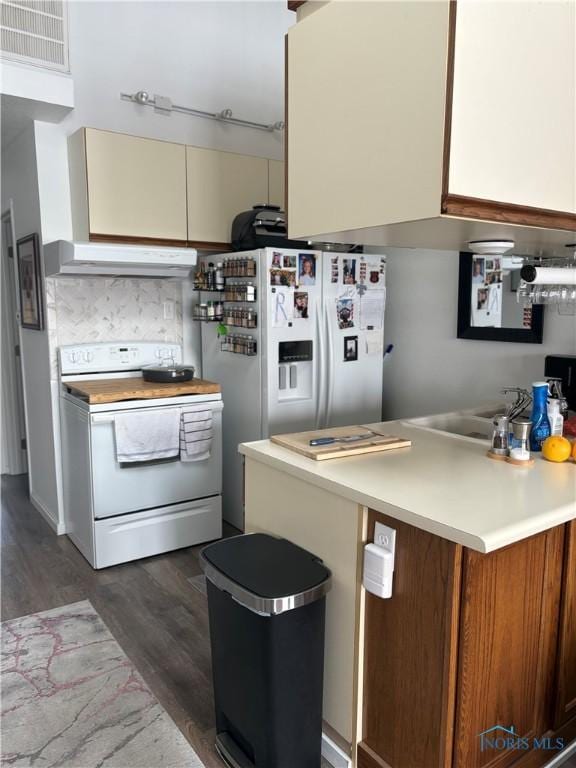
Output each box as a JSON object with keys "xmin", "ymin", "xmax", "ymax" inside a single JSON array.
[
  {"xmin": 363, "ymin": 521, "xmax": 397, "ymax": 599},
  {"xmin": 163, "ymin": 300, "xmax": 175, "ymax": 320},
  {"xmin": 374, "ymin": 521, "xmax": 396, "ymax": 559}
]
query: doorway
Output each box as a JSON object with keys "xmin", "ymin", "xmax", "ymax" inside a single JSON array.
[{"xmin": 1, "ymin": 206, "xmax": 28, "ymax": 475}]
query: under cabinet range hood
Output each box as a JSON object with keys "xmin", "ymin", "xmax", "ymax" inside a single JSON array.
[{"xmin": 44, "ymin": 241, "xmax": 197, "ymax": 278}]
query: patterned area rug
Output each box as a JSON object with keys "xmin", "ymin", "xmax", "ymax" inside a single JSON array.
[{"xmin": 1, "ymin": 600, "xmax": 204, "ymax": 768}]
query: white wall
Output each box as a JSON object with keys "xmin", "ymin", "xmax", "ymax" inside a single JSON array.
[
  {"xmin": 35, "ymin": 0, "xmax": 292, "ymax": 372},
  {"xmin": 381, "ymin": 248, "xmax": 576, "ymax": 420},
  {"xmin": 1, "ymin": 124, "xmax": 63, "ymax": 530},
  {"xmin": 35, "ymin": 0, "xmax": 293, "ymax": 244},
  {"xmin": 7, "ymin": 0, "xmax": 296, "ymax": 218},
  {"xmin": 60, "ymin": 0, "xmax": 291, "ymax": 158}
]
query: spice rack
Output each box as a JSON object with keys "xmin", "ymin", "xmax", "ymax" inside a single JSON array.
[
  {"xmin": 224, "ymin": 281, "xmax": 256, "ymax": 303},
  {"xmin": 192, "ymin": 302, "xmax": 224, "ymax": 322},
  {"xmin": 223, "ymin": 255, "xmax": 257, "ymax": 278},
  {"xmin": 222, "ymin": 308, "xmax": 257, "ymax": 328},
  {"xmin": 192, "ymin": 306, "xmax": 258, "ymax": 328},
  {"xmin": 193, "ymin": 257, "xmax": 258, "ymax": 338},
  {"xmin": 220, "ymin": 334, "xmax": 257, "ymax": 356}
]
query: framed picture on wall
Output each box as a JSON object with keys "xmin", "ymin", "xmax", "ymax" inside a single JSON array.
[{"xmin": 17, "ymin": 233, "xmax": 44, "ymax": 330}]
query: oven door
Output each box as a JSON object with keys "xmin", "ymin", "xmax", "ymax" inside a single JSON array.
[{"xmin": 89, "ymin": 400, "xmax": 223, "ymax": 519}]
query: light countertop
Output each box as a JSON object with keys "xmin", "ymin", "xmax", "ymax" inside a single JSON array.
[{"xmin": 239, "ymin": 421, "xmax": 576, "ymax": 553}]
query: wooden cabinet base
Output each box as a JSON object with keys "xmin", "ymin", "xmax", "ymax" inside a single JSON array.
[
  {"xmin": 555, "ymin": 521, "xmax": 576, "ymax": 728},
  {"xmin": 89, "ymin": 233, "xmax": 188, "ymax": 248},
  {"xmin": 89, "ymin": 233, "xmax": 232, "ymax": 253},
  {"xmin": 359, "ymin": 719, "xmax": 576, "ymax": 768},
  {"xmin": 362, "ymin": 511, "xmax": 462, "ymax": 768},
  {"xmin": 361, "ymin": 512, "xmax": 572, "ymax": 768},
  {"xmin": 357, "ymin": 742, "xmax": 391, "ymax": 768},
  {"xmin": 442, "ymin": 195, "xmax": 576, "ymax": 232}
]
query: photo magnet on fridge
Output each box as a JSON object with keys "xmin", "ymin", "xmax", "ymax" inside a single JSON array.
[
  {"xmin": 270, "ymin": 269, "xmax": 296, "ymax": 287},
  {"xmin": 294, "ymin": 291, "xmax": 309, "ymax": 319},
  {"xmin": 344, "ymin": 336, "xmax": 358, "ymax": 362},
  {"xmin": 336, "ymin": 297, "xmax": 355, "ymax": 329},
  {"xmin": 298, "ymin": 253, "xmax": 316, "ymax": 286},
  {"xmin": 342, "ymin": 258, "xmax": 357, "ymax": 285}
]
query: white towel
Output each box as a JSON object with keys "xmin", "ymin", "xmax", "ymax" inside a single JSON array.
[
  {"xmin": 182, "ymin": 411, "xmax": 212, "ymax": 424},
  {"xmin": 180, "ymin": 409, "xmax": 213, "ymax": 462},
  {"xmin": 114, "ymin": 409, "xmax": 180, "ymax": 463}
]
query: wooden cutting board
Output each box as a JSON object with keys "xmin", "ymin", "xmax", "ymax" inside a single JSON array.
[
  {"xmin": 65, "ymin": 376, "xmax": 221, "ymax": 404},
  {"xmin": 270, "ymin": 425, "xmax": 411, "ymax": 461}
]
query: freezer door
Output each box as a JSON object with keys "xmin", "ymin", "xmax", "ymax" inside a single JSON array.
[
  {"xmin": 261, "ymin": 248, "xmax": 324, "ymax": 436},
  {"xmin": 320, "ymin": 252, "xmax": 386, "ymax": 427}
]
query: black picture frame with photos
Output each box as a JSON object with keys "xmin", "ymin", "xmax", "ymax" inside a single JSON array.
[
  {"xmin": 457, "ymin": 251, "xmax": 543, "ymax": 344},
  {"xmin": 16, "ymin": 233, "xmax": 44, "ymax": 330}
]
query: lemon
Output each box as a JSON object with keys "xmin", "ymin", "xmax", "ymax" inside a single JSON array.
[
  {"xmin": 542, "ymin": 436, "xmax": 572, "ymax": 463},
  {"xmin": 572, "ymin": 441, "xmax": 576, "ymax": 462}
]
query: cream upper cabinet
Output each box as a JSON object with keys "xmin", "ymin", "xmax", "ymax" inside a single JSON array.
[
  {"xmin": 69, "ymin": 128, "xmax": 188, "ymax": 241},
  {"xmin": 268, "ymin": 160, "xmax": 285, "ymax": 210},
  {"xmin": 287, "ymin": 1, "xmax": 576, "ymax": 250},
  {"xmin": 449, "ymin": 1, "xmax": 576, "ymax": 212},
  {"xmin": 186, "ymin": 147, "xmax": 269, "ymax": 244},
  {"xmin": 288, "ymin": 1, "xmax": 450, "ymax": 239}
]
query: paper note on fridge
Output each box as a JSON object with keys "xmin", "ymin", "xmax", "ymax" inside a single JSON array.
[
  {"xmin": 360, "ymin": 289, "xmax": 386, "ymax": 330},
  {"xmin": 366, "ymin": 333, "xmax": 384, "ymax": 357},
  {"xmin": 272, "ymin": 287, "xmax": 294, "ymax": 327}
]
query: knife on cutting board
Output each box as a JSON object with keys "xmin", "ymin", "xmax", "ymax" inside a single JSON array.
[{"xmin": 309, "ymin": 432, "xmax": 376, "ymax": 446}]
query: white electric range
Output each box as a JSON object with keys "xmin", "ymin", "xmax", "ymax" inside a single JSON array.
[{"xmin": 59, "ymin": 342, "xmax": 223, "ymax": 569}]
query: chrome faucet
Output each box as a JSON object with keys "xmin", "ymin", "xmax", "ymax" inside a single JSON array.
[{"xmin": 501, "ymin": 388, "xmax": 532, "ymax": 421}]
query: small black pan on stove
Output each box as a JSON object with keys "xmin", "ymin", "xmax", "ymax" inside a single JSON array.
[{"xmin": 142, "ymin": 365, "xmax": 195, "ymax": 383}]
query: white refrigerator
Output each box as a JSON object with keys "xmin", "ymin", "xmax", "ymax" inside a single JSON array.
[{"xmin": 200, "ymin": 247, "xmax": 387, "ymax": 529}]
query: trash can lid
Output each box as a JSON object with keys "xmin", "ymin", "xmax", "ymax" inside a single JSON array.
[{"xmin": 201, "ymin": 534, "xmax": 331, "ymax": 616}]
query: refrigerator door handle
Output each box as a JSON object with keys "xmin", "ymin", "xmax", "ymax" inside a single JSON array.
[
  {"xmin": 315, "ymin": 304, "xmax": 325, "ymax": 429},
  {"xmin": 324, "ymin": 301, "xmax": 335, "ymax": 427}
]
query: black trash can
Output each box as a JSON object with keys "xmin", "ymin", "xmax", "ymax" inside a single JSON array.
[{"xmin": 201, "ymin": 533, "xmax": 332, "ymax": 768}]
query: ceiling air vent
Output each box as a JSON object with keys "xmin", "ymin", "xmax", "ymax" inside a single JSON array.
[{"xmin": 1, "ymin": 0, "xmax": 69, "ymax": 72}]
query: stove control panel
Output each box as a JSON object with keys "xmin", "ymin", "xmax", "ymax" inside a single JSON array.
[{"xmin": 59, "ymin": 342, "xmax": 182, "ymax": 375}]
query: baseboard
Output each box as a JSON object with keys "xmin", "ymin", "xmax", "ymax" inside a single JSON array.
[
  {"xmin": 322, "ymin": 732, "xmax": 352, "ymax": 768},
  {"xmin": 30, "ymin": 493, "xmax": 66, "ymax": 535},
  {"xmin": 543, "ymin": 738, "xmax": 576, "ymax": 767}
]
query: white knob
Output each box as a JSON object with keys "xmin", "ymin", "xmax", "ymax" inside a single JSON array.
[
  {"xmin": 86, "ymin": 351, "xmax": 94, "ymax": 362},
  {"xmin": 70, "ymin": 351, "xmax": 79, "ymax": 363}
]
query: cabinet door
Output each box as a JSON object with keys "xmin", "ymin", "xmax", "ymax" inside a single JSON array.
[
  {"xmin": 84, "ymin": 129, "xmax": 187, "ymax": 241},
  {"xmin": 287, "ymin": 1, "xmax": 450, "ymax": 240},
  {"xmin": 448, "ymin": 1, "xmax": 576, "ymax": 213},
  {"xmin": 555, "ymin": 521, "xmax": 576, "ymax": 728},
  {"xmin": 186, "ymin": 147, "xmax": 268, "ymax": 244},
  {"xmin": 268, "ymin": 160, "xmax": 285, "ymax": 209},
  {"xmin": 454, "ymin": 527, "xmax": 565, "ymax": 768}
]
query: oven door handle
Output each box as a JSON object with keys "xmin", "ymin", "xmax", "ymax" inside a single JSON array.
[{"xmin": 90, "ymin": 401, "xmax": 224, "ymax": 425}]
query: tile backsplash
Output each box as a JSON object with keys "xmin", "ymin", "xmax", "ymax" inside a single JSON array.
[{"xmin": 46, "ymin": 277, "xmax": 183, "ymax": 375}]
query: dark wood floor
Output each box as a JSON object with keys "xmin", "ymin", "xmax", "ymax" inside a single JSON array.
[{"xmin": 1, "ymin": 474, "xmax": 229, "ymax": 768}]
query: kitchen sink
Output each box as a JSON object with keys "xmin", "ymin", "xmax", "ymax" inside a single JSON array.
[
  {"xmin": 468, "ymin": 405, "xmax": 506, "ymax": 419},
  {"xmin": 402, "ymin": 412, "xmax": 493, "ymax": 443}
]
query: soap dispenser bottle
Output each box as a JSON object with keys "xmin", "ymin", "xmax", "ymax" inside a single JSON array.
[{"xmin": 530, "ymin": 382, "xmax": 551, "ymax": 451}]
